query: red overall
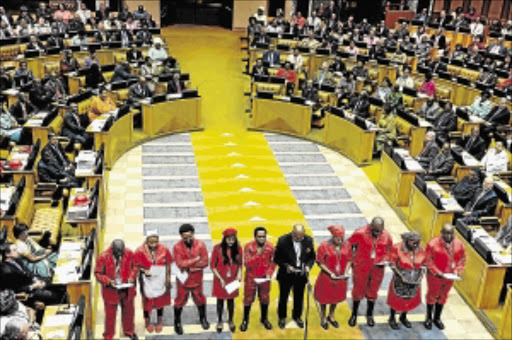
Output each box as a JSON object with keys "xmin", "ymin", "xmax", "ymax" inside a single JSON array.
[
  {"xmin": 348, "ymin": 225, "xmax": 393, "ymax": 301},
  {"xmin": 243, "ymin": 241, "xmax": 276, "ymax": 306},
  {"xmin": 94, "ymin": 247, "xmax": 137, "ymax": 340},
  {"xmin": 314, "ymin": 240, "xmax": 351, "ymax": 305},
  {"xmin": 173, "ymin": 239, "xmax": 209, "ymax": 308},
  {"xmin": 387, "ymin": 243, "xmax": 426, "ymax": 312},
  {"xmin": 426, "ymin": 236, "xmax": 466, "ymax": 305},
  {"xmin": 211, "ymin": 244, "xmax": 243, "ymax": 299},
  {"xmin": 134, "ymin": 243, "xmax": 172, "ymax": 312}
]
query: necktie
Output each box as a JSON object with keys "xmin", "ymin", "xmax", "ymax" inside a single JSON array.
[
  {"xmin": 176, "ymin": 80, "xmax": 181, "ymax": 93},
  {"xmin": 115, "ymin": 258, "xmax": 122, "ymax": 285},
  {"xmin": 492, "ymin": 45, "xmax": 500, "ymax": 54},
  {"xmin": 74, "ymin": 114, "xmax": 80, "ymax": 127}
]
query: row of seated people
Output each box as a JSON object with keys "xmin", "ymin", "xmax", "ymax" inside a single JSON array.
[{"xmin": 0, "ymin": 3, "xmax": 156, "ymax": 39}]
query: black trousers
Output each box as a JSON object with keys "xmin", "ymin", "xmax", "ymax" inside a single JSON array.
[{"xmin": 277, "ymin": 277, "xmax": 305, "ymax": 319}]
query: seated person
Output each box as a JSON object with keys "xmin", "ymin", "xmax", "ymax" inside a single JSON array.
[
  {"xmin": 262, "ymin": 44, "xmax": 280, "ymax": 66},
  {"xmin": 349, "ymin": 90, "xmax": 370, "ymax": 118},
  {"xmin": 422, "ymin": 142, "xmax": 454, "ymax": 181},
  {"xmin": 116, "ymin": 24, "xmax": 134, "ymax": 47},
  {"xmin": 276, "ymin": 62, "xmax": 297, "ymax": 96},
  {"xmin": 0, "ymin": 109, "xmax": 22, "ymax": 143},
  {"xmin": 126, "ymin": 44, "xmax": 143, "ymax": 63},
  {"xmin": 148, "ymin": 38, "xmax": 168, "ymax": 71},
  {"xmin": 477, "ymin": 64, "xmax": 498, "ymax": 87},
  {"xmin": 428, "ymin": 55, "xmax": 448, "ymax": 74},
  {"xmin": 84, "ymin": 51, "xmax": 100, "ymax": 68},
  {"xmin": 374, "ymin": 107, "xmax": 397, "ymax": 153},
  {"xmin": 25, "ymin": 35, "xmax": 45, "ymax": 52},
  {"xmin": 167, "ymin": 72, "xmax": 186, "ymax": 94},
  {"xmin": 481, "ymin": 141, "xmax": 508, "ymax": 175},
  {"xmin": 390, "ymin": 48, "xmax": 407, "ymax": 65},
  {"xmin": 481, "ymin": 98, "xmax": 511, "ymax": 142},
  {"xmin": 451, "ymin": 170, "xmax": 481, "ymax": 207},
  {"xmin": 251, "ymin": 59, "xmax": 268, "ymax": 77},
  {"xmin": 140, "ymin": 57, "xmax": 153, "ymax": 77},
  {"xmin": 487, "ymin": 37, "xmax": 507, "ymax": 56},
  {"xmin": 71, "ymin": 30, "xmax": 88, "ymax": 50},
  {"xmin": 112, "ymin": 62, "xmax": 133, "ymax": 82},
  {"xmin": 89, "ymin": 88, "xmax": 116, "ymax": 120},
  {"xmin": 468, "ymin": 90, "xmax": 493, "ymax": 118},
  {"xmin": 336, "ymin": 72, "xmax": 355, "ymax": 101},
  {"xmin": 286, "ymin": 48, "xmax": 305, "ymax": 73},
  {"xmin": 416, "ymin": 131, "xmax": 440, "ymax": 169},
  {"xmin": 369, "ymin": 40, "xmax": 386, "ymax": 60},
  {"xmin": 85, "ymin": 63, "xmax": 106, "ymax": 89},
  {"xmin": 46, "ymin": 28, "xmax": 65, "ymax": 49},
  {"xmin": 418, "ymin": 72, "xmax": 436, "ymax": 98},
  {"xmin": 461, "ymin": 176, "xmax": 498, "ymax": 224},
  {"xmin": 251, "ymin": 29, "xmax": 270, "ymax": 47},
  {"xmin": 128, "ymin": 76, "xmax": 153, "ymax": 106},
  {"xmin": 29, "ymin": 79, "xmax": 53, "ymax": 110},
  {"xmin": 374, "ymin": 78, "xmax": 392, "ymax": 103},
  {"xmin": 60, "ymin": 50, "xmax": 79, "ymax": 74},
  {"xmin": 12, "ymin": 223, "xmax": 57, "ymax": 279},
  {"xmin": 395, "ymin": 66, "xmax": 414, "ymax": 90},
  {"xmin": 9, "ymin": 93, "xmax": 36, "ymax": 125},
  {"xmin": 300, "ymin": 32, "xmax": 320, "ymax": 49},
  {"xmin": 136, "ymin": 24, "xmax": 153, "ymax": 45},
  {"xmin": 418, "ymin": 98, "xmax": 440, "ymax": 123},
  {"xmin": 351, "ymin": 60, "xmax": 368, "ymax": 80},
  {"xmin": 495, "ymin": 216, "xmax": 512, "ymax": 250},
  {"xmin": 313, "ymin": 62, "xmax": 334, "ymax": 87},
  {"xmin": 62, "ymin": 107, "xmax": 90, "ymax": 147},
  {"xmin": 44, "ymin": 72, "xmax": 66, "ymax": 102},
  {"xmin": 329, "ymin": 55, "xmax": 345, "ymax": 75},
  {"xmin": 68, "ymin": 14, "xmax": 85, "ymax": 32},
  {"xmin": 37, "ymin": 134, "xmax": 80, "ymax": 187},
  {"xmin": 344, "ymin": 40, "xmax": 359, "ymax": 57},
  {"xmin": 460, "ymin": 127, "xmax": 486, "ymax": 160},
  {"xmin": 433, "ymin": 102, "xmax": 457, "ymax": 143},
  {"xmin": 14, "ymin": 61, "xmax": 34, "ymax": 87},
  {"xmin": 416, "ymin": 36, "xmax": 432, "ymax": 60},
  {"xmin": 0, "ymin": 289, "xmax": 40, "ymax": 338}
]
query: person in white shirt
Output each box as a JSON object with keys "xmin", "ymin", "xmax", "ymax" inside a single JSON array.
[
  {"xmin": 34, "ymin": 18, "xmax": 50, "ymax": 35},
  {"xmin": 266, "ymin": 20, "xmax": 282, "ymax": 34},
  {"xmin": 481, "ymin": 142, "xmax": 509, "ymax": 175},
  {"xmin": 253, "ymin": 7, "xmax": 267, "ymax": 25},
  {"xmin": 76, "ymin": 2, "xmax": 91, "ymax": 25},
  {"xmin": 286, "ymin": 48, "xmax": 304, "ymax": 73},
  {"xmin": 365, "ymin": 31, "xmax": 378, "ymax": 48},
  {"xmin": 307, "ymin": 11, "xmax": 321, "ymax": 32},
  {"xmin": 71, "ymin": 31, "xmax": 88, "ymax": 50},
  {"xmin": 148, "ymin": 38, "xmax": 168, "ymax": 74},
  {"xmin": 395, "ymin": 66, "xmax": 415, "ymax": 89},
  {"xmin": 470, "ymin": 18, "xmax": 484, "ymax": 36}
]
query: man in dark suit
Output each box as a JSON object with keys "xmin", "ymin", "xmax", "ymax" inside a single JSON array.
[
  {"xmin": 251, "ymin": 29, "xmax": 270, "ymax": 47},
  {"xmin": 262, "ymin": 45, "xmax": 280, "ymax": 67},
  {"xmin": 417, "ymin": 132, "xmax": 440, "ymax": 169},
  {"xmin": 329, "ymin": 55, "xmax": 346, "ymax": 74},
  {"xmin": 251, "ymin": 59, "xmax": 268, "ymax": 77},
  {"xmin": 451, "ymin": 170, "xmax": 481, "ymax": 207},
  {"xmin": 126, "ymin": 44, "xmax": 143, "ymax": 63},
  {"xmin": 38, "ymin": 134, "xmax": 79, "ymax": 187},
  {"xmin": 274, "ymin": 224, "xmax": 315, "ymax": 329},
  {"xmin": 29, "ymin": 79, "xmax": 53, "ymax": 110},
  {"xmin": 481, "ymin": 98, "xmax": 511, "ymax": 143},
  {"xmin": 167, "ymin": 72, "xmax": 185, "ymax": 94},
  {"xmin": 375, "ymin": 20, "xmax": 389, "ymax": 37},
  {"xmin": 460, "ymin": 127, "xmax": 486, "ymax": 160},
  {"xmin": 62, "ymin": 107, "xmax": 90, "ymax": 147},
  {"xmin": 423, "ymin": 142, "xmax": 455, "ymax": 181},
  {"xmin": 433, "ymin": 102, "xmax": 457, "ymax": 143},
  {"xmin": 129, "ymin": 76, "xmax": 153, "ymax": 102},
  {"xmin": 461, "ymin": 176, "xmax": 498, "ymax": 224},
  {"xmin": 136, "ymin": 25, "xmax": 153, "ymax": 45},
  {"xmin": 112, "ymin": 62, "xmax": 133, "ymax": 82},
  {"xmin": 9, "ymin": 93, "xmax": 36, "ymax": 125},
  {"xmin": 44, "ymin": 72, "xmax": 67, "ymax": 102},
  {"xmin": 430, "ymin": 28, "xmax": 447, "ymax": 50},
  {"xmin": 25, "ymin": 35, "xmax": 45, "ymax": 52},
  {"xmin": 349, "ymin": 91, "xmax": 370, "ymax": 118},
  {"xmin": 436, "ymin": 10, "xmax": 451, "ymax": 28}
]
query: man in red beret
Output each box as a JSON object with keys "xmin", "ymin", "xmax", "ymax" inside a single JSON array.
[
  {"xmin": 173, "ymin": 224, "xmax": 210, "ymax": 335},
  {"xmin": 314, "ymin": 225, "xmax": 352, "ymax": 329},
  {"xmin": 240, "ymin": 226, "xmax": 276, "ymax": 332},
  {"xmin": 347, "ymin": 217, "xmax": 393, "ymax": 327}
]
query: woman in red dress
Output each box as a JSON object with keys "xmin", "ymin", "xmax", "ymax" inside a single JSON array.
[
  {"xmin": 211, "ymin": 228, "xmax": 243, "ymax": 333},
  {"xmin": 387, "ymin": 231, "xmax": 426, "ymax": 330},
  {"xmin": 314, "ymin": 225, "xmax": 352, "ymax": 330},
  {"xmin": 134, "ymin": 232, "xmax": 172, "ymax": 333}
]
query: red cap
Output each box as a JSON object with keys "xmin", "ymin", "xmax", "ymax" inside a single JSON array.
[
  {"xmin": 328, "ymin": 225, "xmax": 345, "ymax": 238},
  {"xmin": 222, "ymin": 228, "xmax": 237, "ymax": 237}
]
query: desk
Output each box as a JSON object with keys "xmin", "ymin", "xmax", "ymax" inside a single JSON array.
[
  {"xmin": 377, "ymin": 150, "xmax": 424, "ymax": 207},
  {"xmin": 142, "ymin": 97, "xmax": 202, "ymax": 138},
  {"xmin": 0, "ymin": 183, "xmax": 33, "ymax": 242},
  {"xmin": 498, "ymin": 285, "xmax": 512, "ymax": 340},
  {"xmin": 40, "ymin": 305, "xmax": 80, "ymax": 340},
  {"xmin": 3, "ymin": 146, "xmax": 36, "ymax": 192},
  {"xmin": 251, "ymin": 98, "xmax": 312, "ymax": 137},
  {"xmin": 395, "ymin": 116, "xmax": 430, "ymax": 157},
  {"xmin": 324, "ymin": 112, "xmax": 376, "ymax": 166},
  {"xmin": 64, "ymin": 188, "xmax": 98, "ymax": 238},
  {"xmin": 407, "ymin": 182, "xmax": 464, "ymax": 242}
]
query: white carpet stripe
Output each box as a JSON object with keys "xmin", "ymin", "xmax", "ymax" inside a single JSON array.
[
  {"xmin": 305, "ymin": 213, "xmax": 364, "ymax": 219},
  {"xmin": 297, "ymin": 199, "xmax": 352, "ymax": 204},
  {"xmin": 144, "ymin": 188, "xmax": 202, "ymax": 193},
  {"xmin": 142, "ymin": 164, "xmax": 198, "ymax": 168},
  {"xmin": 143, "ymin": 202, "xmax": 205, "ymax": 208},
  {"xmin": 143, "ymin": 176, "xmax": 199, "ymax": 180},
  {"xmin": 143, "ymin": 152, "xmax": 195, "ymax": 156},
  {"xmin": 144, "ymin": 217, "xmax": 208, "ymax": 223}
]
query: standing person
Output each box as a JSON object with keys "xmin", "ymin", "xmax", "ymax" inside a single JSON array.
[
  {"xmin": 347, "ymin": 217, "xmax": 393, "ymax": 327},
  {"xmin": 387, "ymin": 232, "xmax": 426, "ymax": 329},
  {"xmin": 134, "ymin": 231, "xmax": 172, "ymax": 334},
  {"xmin": 425, "ymin": 224, "xmax": 466, "ymax": 330},
  {"xmin": 274, "ymin": 224, "xmax": 316, "ymax": 329},
  {"xmin": 211, "ymin": 228, "xmax": 243, "ymax": 333},
  {"xmin": 240, "ymin": 226, "xmax": 275, "ymax": 332},
  {"xmin": 314, "ymin": 225, "xmax": 352, "ymax": 330},
  {"xmin": 173, "ymin": 224, "xmax": 210, "ymax": 335},
  {"xmin": 94, "ymin": 240, "xmax": 138, "ymax": 340}
]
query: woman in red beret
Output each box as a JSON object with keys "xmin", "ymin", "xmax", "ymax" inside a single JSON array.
[
  {"xmin": 211, "ymin": 228, "xmax": 243, "ymax": 333},
  {"xmin": 314, "ymin": 225, "xmax": 352, "ymax": 330}
]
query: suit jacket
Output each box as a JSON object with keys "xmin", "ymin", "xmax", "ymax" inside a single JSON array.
[
  {"xmin": 136, "ymin": 30, "xmax": 153, "ymax": 44},
  {"xmin": 430, "ymin": 61, "xmax": 447, "ymax": 75},
  {"xmin": 418, "ymin": 141, "xmax": 440, "ymax": 168},
  {"xmin": 95, "ymin": 247, "xmax": 137, "ymax": 304},
  {"xmin": 461, "ymin": 135, "xmax": 486, "ymax": 160},
  {"xmin": 44, "ymin": 79, "xmax": 66, "ymax": 100},
  {"xmin": 112, "ymin": 65, "xmax": 132, "ymax": 82},
  {"xmin": 41, "ymin": 142, "xmax": 70, "ymax": 171},
  {"xmin": 37, "ymin": 159, "xmax": 65, "ymax": 182},
  {"xmin": 29, "ymin": 85, "xmax": 52, "ymax": 110},
  {"xmin": 167, "ymin": 79, "xmax": 185, "ymax": 94},
  {"xmin": 349, "ymin": 97, "xmax": 370, "ymax": 118},
  {"xmin": 0, "ymin": 259, "xmax": 36, "ymax": 293},
  {"xmin": 465, "ymin": 189, "xmax": 498, "ymax": 217},
  {"xmin": 274, "ymin": 233, "xmax": 315, "ymax": 282},
  {"xmin": 10, "ymin": 101, "xmax": 36, "ymax": 124},
  {"xmin": 418, "ymin": 102, "xmax": 441, "ymax": 122},
  {"xmin": 431, "ymin": 34, "xmax": 446, "ymax": 49},
  {"xmin": 129, "ymin": 82, "xmax": 152, "ymax": 100},
  {"xmin": 251, "ymin": 65, "xmax": 268, "ymax": 76},
  {"xmin": 93, "ymin": 30, "xmax": 111, "ymax": 42},
  {"xmin": 262, "ymin": 50, "xmax": 280, "ymax": 65},
  {"xmin": 126, "ymin": 50, "xmax": 143, "ymax": 63},
  {"xmin": 434, "ymin": 110, "xmax": 457, "ymax": 134},
  {"xmin": 451, "ymin": 175, "xmax": 481, "ymax": 206},
  {"xmin": 428, "ymin": 151, "xmax": 454, "ymax": 176},
  {"xmin": 478, "ymin": 72, "xmax": 497, "ymax": 86},
  {"xmin": 62, "ymin": 112, "xmax": 85, "ymax": 137},
  {"xmin": 313, "ymin": 70, "xmax": 335, "ymax": 86},
  {"xmin": 46, "ymin": 36, "xmax": 65, "ymax": 49},
  {"xmin": 485, "ymin": 106, "xmax": 510, "ymax": 126},
  {"xmin": 302, "ymin": 86, "xmax": 318, "ymax": 102},
  {"xmin": 329, "ymin": 61, "xmax": 346, "ymax": 73},
  {"xmin": 25, "ymin": 41, "xmax": 45, "ymax": 51},
  {"xmin": 252, "ymin": 34, "xmax": 270, "ymax": 46},
  {"xmin": 95, "ymin": 9, "xmax": 110, "ymax": 21}
]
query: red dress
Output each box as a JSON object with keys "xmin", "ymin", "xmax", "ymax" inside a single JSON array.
[
  {"xmin": 134, "ymin": 243, "xmax": 172, "ymax": 311},
  {"xmin": 211, "ymin": 244, "xmax": 243, "ymax": 299},
  {"xmin": 314, "ymin": 240, "xmax": 351, "ymax": 304},
  {"xmin": 387, "ymin": 243, "xmax": 426, "ymax": 312}
]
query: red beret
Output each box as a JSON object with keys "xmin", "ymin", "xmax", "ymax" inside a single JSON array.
[
  {"xmin": 223, "ymin": 228, "xmax": 237, "ymax": 237},
  {"xmin": 328, "ymin": 225, "xmax": 345, "ymax": 238}
]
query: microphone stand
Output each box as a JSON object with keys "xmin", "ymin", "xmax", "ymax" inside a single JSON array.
[{"xmin": 303, "ymin": 264, "xmax": 311, "ymax": 340}]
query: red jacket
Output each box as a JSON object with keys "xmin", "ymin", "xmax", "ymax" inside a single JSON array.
[
  {"xmin": 95, "ymin": 247, "xmax": 138, "ymax": 304},
  {"xmin": 348, "ymin": 225, "xmax": 393, "ymax": 266},
  {"xmin": 426, "ymin": 236, "xmax": 466, "ymax": 276},
  {"xmin": 173, "ymin": 239, "xmax": 209, "ymax": 288},
  {"xmin": 276, "ymin": 68, "xmax": 297, "ymax": 83},
  {"xmin": 243, "ymin": 241, "xmax": 275, "ymax": 280}
]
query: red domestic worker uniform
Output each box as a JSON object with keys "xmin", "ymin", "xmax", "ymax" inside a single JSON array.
[
  {"xmin": 243, "ymin": 240, "xmax": 276, "ymax": 306},
  {"xmin": 95, "ymin": 246, "xmax": 137, "ymax": 340},
  {"xmin": 425, "ymin": 236, "xmax": 466, "ymax": 305},
  {"xmin": 387, "ymin": 242, "xmax": 426, "ymax": 312},
  {"xmin": 211, "ymin": 242, "xmax": 243, "ymax": 299},
  {"xmin": 173, "ymin": 239, "xmax": 209, "ymax": 308},
  {"xmin": 314, "ymin": 226, "xmax": 351, "ymax": 305},
  {"xmin": 348, "ymin": 225, "xmax": 393, "ymax": 301},
  {"xmin": 134, "ymin": 243, "xmax": 172, "ymax": 311}
]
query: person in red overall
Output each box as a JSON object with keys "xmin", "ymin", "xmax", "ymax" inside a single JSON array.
[
  {"xmin": 347, "ymin": 217, "xmax": 393, "ymax": 327},
  {"xmin": 425, "ymin": 224, "xmax": 466, "ymax": 330},
  {"xmin": 240, "ymin": 226, "xmax": 276, "ymax": 332},
  {"xmin": 314, "ymin": 225, "xmax": 352, "ymax": 330},
  {"xmin": 276, "ymin": 61, "xmax": 297, "ymax": 95},
  {"xmin": 387, "ymin": 231, "xmax": 426, "ymax": 330},
  {"xmin": 172, "ymin": 224, "xmax": 210, "ymax": 334},
  {"xmin": 134, "ymin": 231, "xmax": 172, "ymax": 333},
  {"xmin": 211, "ymin": 228, "xmax": 243, "ymax": 333},
  {"xmin": 94, "ymin": 239, "xmax": 138, "ymax": 340}
]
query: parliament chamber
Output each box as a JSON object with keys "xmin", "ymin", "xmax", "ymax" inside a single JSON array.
[{"xmin": 0, "ymin": 1, "xmax": 511, "ymax": 340}]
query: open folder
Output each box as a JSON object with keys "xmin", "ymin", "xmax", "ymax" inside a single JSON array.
[{"xmin": 225, "ymin": 280, "xmax": 240, "ymax": 294}]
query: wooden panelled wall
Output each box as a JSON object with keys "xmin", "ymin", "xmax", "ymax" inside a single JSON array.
[{"xmin": 432, "ymin": 0, "xmax": 511, "ymax": 20}]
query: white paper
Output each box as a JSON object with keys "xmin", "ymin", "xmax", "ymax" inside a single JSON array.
[
  {"xmin": 114, "ymin": 283, "xmax": 134, "ymax": 289},
  {"xmin": 171, "ymin": 263, "xmax": 188, "ymax": 284},
  {"xmin": 143, "ymin": 265, "xmax": 167, "ymax": 298},
  {"xmin": 60, "ymin": 242, "xmax": 83, "ymax": 251},
  {"xmin": 442, "ymin": 273, "xmax": 462, "ymax": 281},
  {"xmin": 254, "ymin": 277, "xmax": 271, "ymax": 284},
  {"xmin": 224, "ymin": 280, "xmax": 240, "ymax": 294},
  {"xmin": 44, "ymin": 314, "xmax": 74, "ymax": 327},
  {"xmin": 167, "ymin": 93, "xmax": 182, "ymax": 100}
]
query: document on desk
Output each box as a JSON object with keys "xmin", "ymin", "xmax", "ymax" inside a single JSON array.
[
  {"xmin": 404, "ymin": 159, "xmax": 424, "ymax": 171},
  {"xmin": 60, "ymin": 242, "xmax": 83, "ymax": 252},
  {"xmin": 225, "ymin": 280, "xmax": 240, "ymax": 294},
  {"xmin": 143, "ymin": 265, "xmax": 167, "ymax": 298},
  {"xmin": 469, "ymin": 115, "xmax": 484, "ymax": 123},
  {"xmin": 171, "ymin": 263, "xmax": 188, "ymax": 284},
  {"xmin": 44, "ymin": 314, "xmax": 75, "ymax": 327},
  {"xmin": 89, "ymin": 120, "xmax": 106, "ymax": 132},
  {"xmin": 167, "ymin": 93, "xmax": 182, "ymax": 100}
]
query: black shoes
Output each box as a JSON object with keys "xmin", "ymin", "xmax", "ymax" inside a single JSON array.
[
  {"xmin": 321, "ymin": 319, "xmax": 329, "ymax": 330},
  {"xmin": 278, "ymin": 318, "xmax": 286, "ymax": 329},
  {"xmin": 433, "ymin": 303, "xmax": 445, "ymax": 329},
  {"xmin": 424, "ymin": 304, "xmax": 433, "ymax": 330},
  {"xmin": 348, "ymin": 300, "xmax": 360, "ymax": 327},
  {"xmin": 424, "ymin": 318, "xmax": 433, "ymax": 330},
  {"xmin": 293, "ymin": 318, "xmax": 304, "ymax": 328},
  {"xmin": 240, "ymin": 320, "xmax": 249, "ymax": 332},
  {"xmin": 388, "ymin": 317, "xmax": 400, "ymax": 330},
  {"xmin": 126, "ymin": 334, "xmax": 138, "ymax": 340},
  {"xmin": 366, "ymin": 300, "xmax": 375, "ymax": 327},
  {"xmin": 174, "ymin": 307, "xmax": 183, "ymax": 335},
  {"xmin": 327, "ymin": 317, "xmax": 339, "ymax": 328},
  {"xmin": 198, "ymin": 305, "xmax": 210, "ymax": 330},
  {"xmin": 400, "ymin": 313, "xmax": 412, "ymax": 328},
  {"xmin": 433, "ymin": 319, "xmax": 445, "ymax": 330},
  {"xmin": 260, "ymin": 319, "xmax": 273, "ymax": 330},
  {"xmin": 366, "ymin": 315, "xmax": 375, "ymax": 327}
]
